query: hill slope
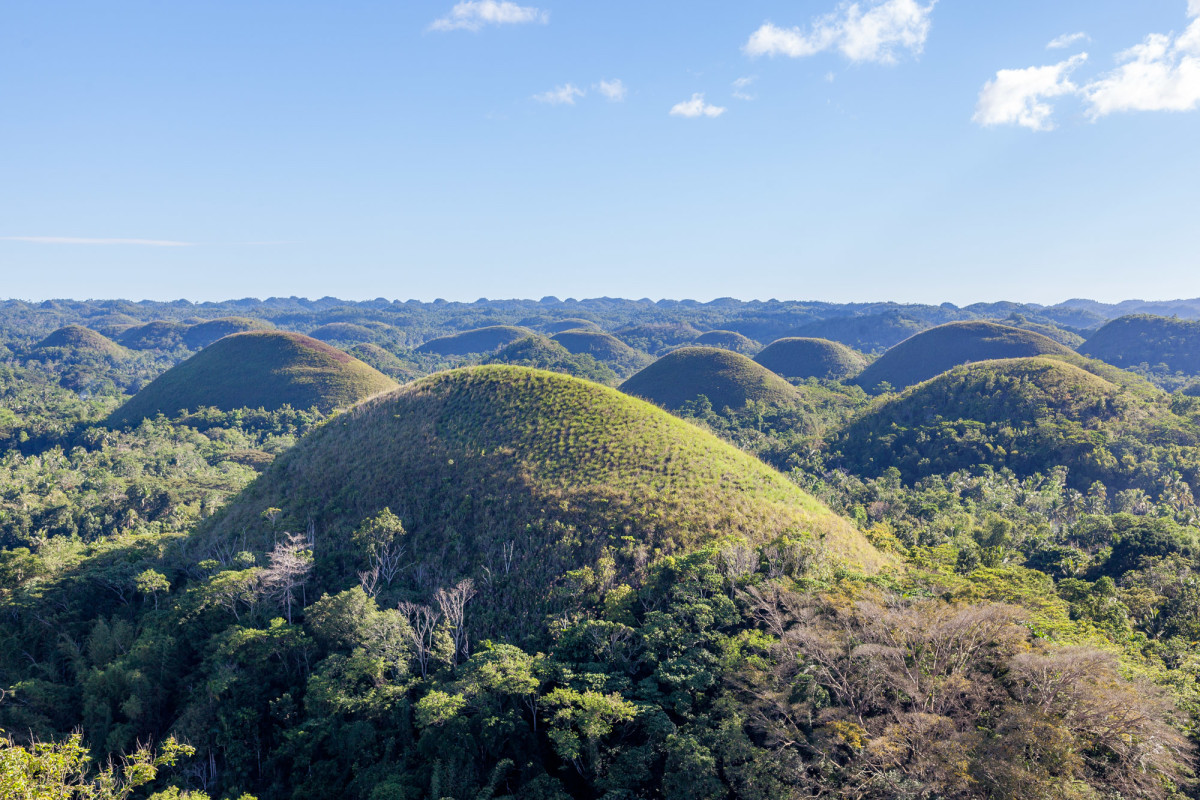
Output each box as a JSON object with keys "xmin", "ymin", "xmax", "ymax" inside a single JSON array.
[
  {"xmin": 416, "ymin": 325, "xmax": 533, "ymax": 355},
  {"xmin": 116, "ymin": 320, "xmax": 187, "ymax": 350},
  {"xmin": 694, "ymin": 329, "xmax": 761, "ymax": 354},
  {"xmin": 202, "ymin": 366, "xmax": 883, "ymax": 636},
  {"xmin": 754, "ymin": 337, "xmax": 867, "ymax": 381},
  {"xmin": 34, "ymin": 325, "xmax": 128, "ymax": 357},
  {"xmin": 834, "ymin": 356, "xmax": 1200, "ymax": 491},
  {"xmin": 621, "ymin": 347, "xmax": 802, "ymax": 410},
  {"xmin": 346, "ymin": 343, "xmax": 421, "ymax": 382},
  {"xmin": 851, "ymin": 321, "xmax": 1074, "ymax": 392},
  {"xmin": 182, "ymin": 317, "xmax": 273, "ymax": 349},
  {"xmin": 1081, "ymin": 314, "xmax": 1200, "ymax": 375},
  {"xmin": 482, "ymin": 335, "xmax": 619, "ymax": 384},
  {"xmin": 109, "ymin": 331, "xmax": 398, "ymax": 425},
  {"xmin": 551, "ymin": 329, "xmax": 651, "ymax": 375}
]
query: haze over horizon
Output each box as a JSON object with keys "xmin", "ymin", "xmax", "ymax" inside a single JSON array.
[{"xmin": 2, "ymin": 0, "xmax": 1198, "ymax": 304}]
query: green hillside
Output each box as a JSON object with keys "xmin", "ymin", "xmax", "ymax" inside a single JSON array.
[
  {"xmin": 999, "ymin": 315, "xmax": 1086, "ymax": 347},
  {"xmin": 613, "ymin": 322, "xmax": 703, "ymax": 353},
  {"xmin": 1081, "ymin": 314, "xmax": 1200, "ymax": 375},
  {"xmin": 621, "ymin": 346, "xmax": 802, "ymax": 410},
  {"xmin": 116, "ymin": 320, "xmax": 187, "ymax": 350},
  {"xmin": 754, "ymin": 336, "xmax": 867, "ymax": 380},
  {"xmin": 851, "ymin": 321, "xmax": 1074, "ymax": 392},
  {"xmin": 551, "ymin": 329, "xmax": 651, "ymax": 375},
  {"xmin": 542, "ymin": 317, "xmax": 601, "ymax": 333},
  {"xmin": 346, "ymin": 343, "xmax": 421, "ymax": 382},
  {"xmin": 482, "ymin": 335, "xmax": 619, "ymax": 384},
  {"xmin": 109, "ymin": 331, "xmax": 398, "ymax": 425},
  {"xmin": 202, "ymin": 366, "xmax": 883, "ymax": 625},
  {"xmin": 834, "ymin": 356, "xmax": 1200, "ymax": 491},
  {"xmin": 182, "ymin": 316, "xmax": 272, "ymax": 349},
  {"xmin": 34, "ymin": 325, "xmax": 128, "ymax": 357},
  {"xmin": 416, "ymin": 325, "xmax": 532, "ymax": 355},
  {"xmin": 694, "ymin": 329, "xmax": 761, "ymax": 354},
  {"xmin": 309, "ymin": 321, "xmax": 378, "ymax": 344}
]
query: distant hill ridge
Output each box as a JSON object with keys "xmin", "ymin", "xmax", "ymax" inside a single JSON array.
[
  {"xmin": 416, "ymin": 325, "xmax": 533, "ymax": 355},
  {"xmin": 1081, "ymin": 314, "xmax": 1200, "ymax": 376},
  {"xmin": 621, "ymin": 346, "xmax": 801, "ymax": 410},
  {"xmin": 851, "ymin": 321, "xmax": 1075, "ymax": 392},
  {"xmin": 109, "ymin": 331, "xmax": 397, "ymax": 425}
]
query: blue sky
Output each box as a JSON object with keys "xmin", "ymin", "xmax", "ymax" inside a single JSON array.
[{"xmin": 1, "ymin": 0, "xmax": 1198, "ymax": 304}]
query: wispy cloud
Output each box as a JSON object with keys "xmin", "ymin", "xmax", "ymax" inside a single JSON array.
[
  {"xmin": 732, "ymin": 76, "xmax": 757, "ymax": 100},
  {"xmin": 1081, "ymin": 5, "xmax": 1200, "ymax": 118},
  {"xmin": 595, "ymin": 79, "xmax": 627, "ymax": 102},
  {"xmin": 1047, "ymin": 32, "xmax": 1089, "ymax": 50},
  {"xmin": 0, "ymin": 236, "xmax": 195, "ymax": 247},
  {"xmin": 534, "ymin": 83, "xmax": 584, "ymax": 105},
  {"xmin": 429, "ymin": 1, "xmax": 548, "ymax": 32},
  {"xmin": 744, "ymin": 0, "xmax": 936, "ymax": 65},
  {"xmin": 973, "ymin": 54, "xmax": 1087, "ymax": 131},
  {"xmin": 669, "ymin": 93, "xmax": 726, "ymax": 118}
]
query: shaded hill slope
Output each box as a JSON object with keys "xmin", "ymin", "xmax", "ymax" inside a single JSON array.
[
  {"xmin": 346, "ymin": 343, "xmax": 421, "ymax": 382},
  {"xmin": 482, "ymin": 335, "xmax": 619, "ymax": 384},
  {"xmin": 621, "ymin": 347, "xmax": 802, "ymax": 410},
  {"xmin": 834, "ymin": 357, "xmax": 1200, "ymax": 491},
  {"xmin": 542, "ymin": 317, "xmax": 601, "ymax": 334},
  {"xmin": 851, "ymin": 322, "xmax": 1074, "ymax": 392},
  {"xmin": 117, "ymin": 320, "xmax": 187, "ymax": 350},
  {"xmin": 754, "ymin": 337, "xmax": 867, "ymax": 381},
  {"xmin": 416, "ymin": 325, "xmax": 533, "ymax": 355},
  {"xmin": 34, "ymin": 325, "xmax": 128, "ymax": 358},
  {"xmin": 694, "ymin": 329, "xmax": 761, "ymax": 354},
  {"xmin": 1081, "ymin": 315, "xmax": 1200, "ymax": 375},
  {"xmin": 201, "ymin": 366, "xmax": 884, "ymax": 638},
  {"xmin": 551, "ymin": 329, "xmax": 651, "ymax": 376},
  {"xmin": 109, "ymin": 331, "xmax": 397, "ymax": 425}
]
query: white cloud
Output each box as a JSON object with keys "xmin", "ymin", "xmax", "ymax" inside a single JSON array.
[
  {"xmin": 669, "ymin": 93, "xmax": 726, "ymax": 118},
  {"xmin": 732, "ymin": 76, "xmax": 757, "ymax": 100},
  {"xmin": 595, "ymin": 79, "xmax": 627, "ymax": 102},
  {"xmin": 744, "ymin": 0, "xmax": 936, "ymax": 65},
  {"xmin": 534, "ymin": 83, "xmax": 584, "ymax": 105},
  {"xmin": 429, "ymin": 1, "xmax": 548, "ymax": 32},
  {"xmin": 972, "ymin": 53, "xmax": 1087, "ymax": 131},
  {"xmin": 1047, "ymin": 32, "xmax": 1089, "ymax": 50},
  {"xmin": 1081, "ymin": 11, "xmax": 1200, "ymax": 117},
  {"xmin": 0, "ymin": 236, "xmax": 194, "ymax": 246}
]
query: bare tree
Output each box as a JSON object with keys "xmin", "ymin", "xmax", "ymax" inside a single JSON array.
[
  {"xmin": 434, "ymin": 578, "xmax": 476, "ymax": 665},
  {"xmin": 398, "ymin": 601, "xmax": 441, "ymax": 678},
  {"xmin": 263, "ymin": 531, "xmax": 313, "ymax": 624}
]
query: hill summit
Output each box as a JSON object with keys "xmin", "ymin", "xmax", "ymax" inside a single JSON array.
[
  {"xmin": 35, "ymin": 325, "xmax": 128, "ymax": 357},
  {"xmin": 203, "ymin": 366, "xmax": 883, "ymax": 636},
  {"xmin": 851, "ymin": 321, "xmax": 1074, "ymax": 392},
  {"xmin": 620, "ymin": 346, "xmax": 801, "ymax": 410},
  {"xmin": 754, "ymin": 337, "xmax": 867, "ymax": 381},
  {"xmin": 109, "ymin": 331, "xmax": 397, "ymax": 425}
]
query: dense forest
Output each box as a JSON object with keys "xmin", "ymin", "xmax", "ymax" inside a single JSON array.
[{"xmin": 5, "ymin": 296, "xmax": 1200, "ymax": 799}]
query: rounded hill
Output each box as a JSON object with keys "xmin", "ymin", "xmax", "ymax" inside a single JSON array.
[
  {"xmin": 694, "ymin": 330, "xmax": 761, "ymax": 355},
  {"xmin": 1081, "ymin": 315, "xmax": 1200, "ymax": 376},
  {"xmin": 346, "ymin": 343, "xmax": 421, "ymax": 383},
  {"xmin": 620, "ymin": 347, "xmax": 801, "ymax": 411},
  {"xmin": 182, "ymin": 317, "xmax": 273, "ymax": 349},
  {"xmin": 834, "ymin": 357, "xmax": 1172, "ymax": 490},
  {"xmin": 117, "ymin": 320, "xmax": 187, "ymax": 350},
  {"xmin": 201, "ymin": 366, "xmax": 883, "ymax": 636},
  {"xmin": 551, "ymin": 329, "xmax": 650, "ymax": 375},
  {"xmin": 35, "ymin": 325, "xmax": 127, "ymax": 357},
  {"xmin": 309, "ymin": 322, "xmax": 379, "ymax": 344},
  {"xmin": 754, "ymin": 337, "xmax": 867, "ymax": 381},
  {"xmin": 109, "ymin": 331, "xmax": 398, "ymax": 426},
  {"xmin": 416, "ymin": 325, "xmax": 533, "ymax": 356},
  {"xmin": 851, "ymin": 321, "xmax": 1074, "ymax": 392},
  {"xmin": 483, "ymin": 335, "xmax": 619, "ymax": 384},
  {"xmin": 543, "ymin": 317, "xmax": 601, "ymax": 334}
]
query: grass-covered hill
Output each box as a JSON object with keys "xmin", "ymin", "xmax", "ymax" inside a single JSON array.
[
  {"xmin": 542, "ymin": 317, "xmax": 601, "ymax": 334},
  {"xmin": 1081, "ymin": 314, "xmax": 1200, "ymax": 375},
  {"xmin": 108, "ymin": 331, "xmax": 398, "ymax": 425},
  {"xmin": 851, "ymin": 321, "xmax": 1075, "ymax": 392},
  {"xmin": 346, "ymin": 343, "xmax": 421, "ymax": 382},
  {"xmin": 201, "ymin": 366, "xmax": 883, "ymax": 634},
  {"xmin": 754, "ymin": 336, "xmax": 868, "ymax": 381},
  {"xmin": 34, "ymin": 325, "xmax": 128, "ymax": 358},
  {"xmin": 998, "ymin": 315, "xmax": 1086, "ymax": 348},
  {"xmin": 613, "ymin": 322, "xmax": 703, "ymax": 354},
  {"xmin": 415, "ymin": 325, "xmax": 533, "ymax": 355},
  {"xmin": 694, "ymin": 329, "xmax": 761, "ymax": 354},
  {"xmin": 181, "ymin": 316, "xmax": 273, "ymax": 349},
  {"xmin": 482, "ymin": 335, "xmax": 620, "ymax": 384},
  {"xmin": 308, "ymin": 321, "xmax": 379, "ymax": 344},
  {"xmin": 116, "ymin": 320, "xmax": 187, "ymax": 350},
  {"xmin": 551, "ymin": 329, "xmax": 651, "ymax": 376},
  {"xmin": 620, "ymin": 346, "xmax": 802, "ymax": 411},
  {"xmin": 833, "ymin": 356, "xmax": 1200, "ymax": 492}
]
